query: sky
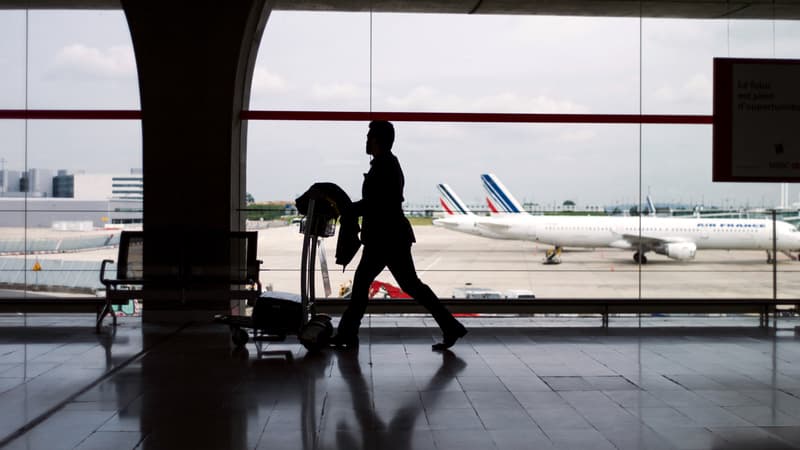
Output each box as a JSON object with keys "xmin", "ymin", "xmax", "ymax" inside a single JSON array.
[{"xmin": 1, "ymin": 9, "xmax": 800, "ymax": 209}]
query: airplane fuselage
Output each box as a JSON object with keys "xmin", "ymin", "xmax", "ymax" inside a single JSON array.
[
  {"xmin": 436, "ymin": 173, "xmax": 800, "ymax": 262},
  {"xmin": 435, "ymin": 213, "xmax": 800, "ymax": 260},
  {"xmin": 484, "ymin": 215, "xmax": 800, "ymax": 251}
]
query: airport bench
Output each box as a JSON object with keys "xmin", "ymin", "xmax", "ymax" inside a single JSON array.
[
  {"xmin": 312, "ymin": 297, "xmax": 792, "ymax": 328},
  {"xmin": 100, "ymin": 230, "xmax": 262, "ymax": 323}
]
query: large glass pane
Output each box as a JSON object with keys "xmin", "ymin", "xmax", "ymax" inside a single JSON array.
[
  {"xmin": 0, "ymin": 11, "xmax": 26, "ymax": 109},
  {"xmin": 27, "ymin": 10, "xmax": 138, "ymax": 109},
  {"xmin": 729, "ymin": 19, "xmax": 784, "ymax": 58},
  {"xmin": 641, "ymin": 18, "xmax": 800, "ymax": 309},
  {"xmin": 19, "ymin": 120, "xmax": 141, "ymax": 297},
  {"xmin": 247, "ymin": 121, "xmax": 364, "ymax": 295},
  {"xmin": 249, "ymin": 11, "xmax": 370, "ymax": 111},
  {"xmin": 248, "ymin": 11, "xmax": 800, "ymax": 324},
  {"xmin": 0, "ymin": 10, "xmax": 141, "ymax": 298},
  {"xmin": 248, "ymin": 121, "xmax": 641, "ymax": 299},
  {"xmin": 0, "ymin": 120, "xmax": 26, "ymax": 292},
  {"xmin": 641, "ymin": 18, "xmax": 800, "ymax": 115},
  {"xmin": 641, "ymin": 19, "xmax": 726, "ymax": 115},
  {"xmin": 640, "ymin": 124, "xmax": 779, "ymax": 300},
  {"xmin": 371, "ymin": 14, "xmax": 641, "ymax": 114}
]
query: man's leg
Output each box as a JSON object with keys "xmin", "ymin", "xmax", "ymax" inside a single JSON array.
[
  {"xmin": 387, "ymin": 247, "xmax": 466, "ymax": 340},
  {"xmin": 335, "ymin": 246, "xmax": 385, "ymax": 340}
]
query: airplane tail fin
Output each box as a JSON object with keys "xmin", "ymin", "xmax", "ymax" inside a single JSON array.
[
  {"xmin": 437, "ymin": 183, "xmax": 473, "ymax": 215},
  {"xmin": 646, "ymin": 195, "xmax": 656, "ymax": 216},
  {"xmin": 480, "ymin": 173, "xmax": 525, "ymax": 214}
]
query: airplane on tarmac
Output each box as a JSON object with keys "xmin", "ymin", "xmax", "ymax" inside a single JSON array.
[
  {"xmin": 432, "ymin": 183, "xmax": 512, "ymax": 240},
  {"xmin": 477, "ymin": 173, "xmax": 800, "ymax": 264},
  {"xmin": 434, "ymin": 176, "xmax": 800, "ymax": 264},
  {"xmin": 435, "ymin": 182, "xmax": 682, "ymax": 261}
]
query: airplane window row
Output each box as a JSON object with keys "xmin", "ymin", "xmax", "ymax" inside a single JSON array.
[{"xmin": 541, "ymin": 225, "xmax": 767, "ymax": 234}]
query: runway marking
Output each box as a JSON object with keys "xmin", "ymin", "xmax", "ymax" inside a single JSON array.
[{"xmin": 419, "ymin": 256, "xmax": 441, "ymax": 277}]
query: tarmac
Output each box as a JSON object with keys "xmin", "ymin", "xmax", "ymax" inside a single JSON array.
[
  {"xmin": 14, "ymin": 223, "xmax": 800, "ymax": 300},
  {"xmin": 258, "ymin": 224, "xmax": 800, "ymax": 301}
]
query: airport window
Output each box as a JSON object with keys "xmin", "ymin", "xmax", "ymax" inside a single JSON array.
[
  {"xmin": 0, "ymin": 10, "xmax": 141, "ymax": 298},
  {"xmin": 3, "ymin": 8, "xmax": 796, "ymax": 313},
  {"xmin": 245, "ymin": 11, "xmax": 800, "ymax": 311}
]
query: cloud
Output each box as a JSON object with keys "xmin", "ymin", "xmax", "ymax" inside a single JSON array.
[
  {"xmin": 652, "ymin": 73, "xmax": 712, "ymax": 104},
  {"xmin": 384, "ymin": 86, "xmax": 588, "ymax": 114},
  {"xmin": 310, "ymin": 82, "xmax": 363, "ymax": 101},
  {"xmin": 558, "ymin": 129, "xmax": 597, "ymax": 142},
  {"xmin": 48, "ymin": 44, "xmax": 135, "ymax": 80},
  {"xmin": 384, "ymin": 86, "xmax": 459, "ymax": 110},
  {"xmin": 474, "ymin": 92, "xmax": 589, "ymax": 113},
  {"xmin": 508, "ymin": 16, "xmax": 622, "ymax": 44},
  {"xmin": 645, "ymin": 19, "xmax": 721, "ymax": 48},
  {"xmin": 251, "ymin": 67, "xmax": 288, "ymax": 93}
]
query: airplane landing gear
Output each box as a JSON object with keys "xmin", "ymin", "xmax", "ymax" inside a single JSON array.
[
  {"xmin": 766, "ymin": 250, "xmax": 775, "ymax": 264},
  {"xmin": 544, "ymin": 246, "xmax": 562, "ymax": 265},
  {"xmin": 633, "ymin": 252, "xmax": 648, "ymax": 264}
]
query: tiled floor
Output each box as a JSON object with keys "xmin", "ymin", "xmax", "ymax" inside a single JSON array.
[
  {"xmin": 0, "ymin": 314, "xmax": 155, "ymax": 447},
  {"xmin": 3, "ymin": 315, "xmax": 800, "ymax": 449}
]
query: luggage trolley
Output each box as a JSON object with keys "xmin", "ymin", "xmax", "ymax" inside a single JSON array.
[{"xmin": 215, "ymin": 198, "xmax": 335, "ymax": 352}]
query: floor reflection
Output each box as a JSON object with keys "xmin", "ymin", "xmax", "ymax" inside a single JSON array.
[
  {"xmin": 0, "ymin": 319, "xmax": 143, "ymax": 448},
  {"xmin": 240, "ymin": 343, "xmax": 468, "ymax": 450},
  {"xmin": 9, "ymin": 321, "xmax": 800, "ymax": 449},
  {"xmin": 322, "ymin": 348, "xmax": 466, "ymax": 450}
]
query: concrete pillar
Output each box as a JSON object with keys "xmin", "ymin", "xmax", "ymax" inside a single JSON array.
[{"xmin": 122, "ymin": 0, "xmax": 272, "ymax": 321}]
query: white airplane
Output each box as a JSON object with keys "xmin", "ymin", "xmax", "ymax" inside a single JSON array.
[
  {"xmin": 432, "ymin": 183, "xmax": 512, "ymax": 240},
  {"xmin": 452, "ymin": 173, "xmax": 800, "ymax": 264}
]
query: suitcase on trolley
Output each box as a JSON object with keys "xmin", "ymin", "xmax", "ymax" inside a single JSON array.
[{"xmin": 252, "ymin": 293, "xmax": 303, "ymax": 337}]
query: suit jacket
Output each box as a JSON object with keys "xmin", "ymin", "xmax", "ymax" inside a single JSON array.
[{"xmin": 350, "ymin": 152, "xmax": 415, "ymax": 247}]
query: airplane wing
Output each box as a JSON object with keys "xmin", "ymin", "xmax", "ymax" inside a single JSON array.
[
  {"xmin": 618, "ymin": 233, "xmax": 691, "ymax": 250},
  {"xmin": 781, "ymin": 215, "xmax": 800, "ymax": 226},
  {"xmin": 477, "ymin": 222, "xmax": 512, "ymax": 232}
]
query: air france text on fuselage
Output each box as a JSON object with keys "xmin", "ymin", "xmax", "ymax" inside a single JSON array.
[{"xmin": 696, "ymin": 223, "xmax": 766, "ymax": 228}]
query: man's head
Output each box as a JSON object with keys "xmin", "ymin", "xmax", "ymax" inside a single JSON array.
[{"xmin": 366, "ymin": 120, "xmax": 395, "ymax": 156}]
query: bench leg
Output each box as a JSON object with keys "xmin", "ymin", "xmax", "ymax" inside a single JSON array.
[
  {"xmin": 96, "ymin": 300, "xmax": 118, "ymax": 333},
  {"xmin": 772, "ymin": 305, "xmax": 777, "ymax": 329}
]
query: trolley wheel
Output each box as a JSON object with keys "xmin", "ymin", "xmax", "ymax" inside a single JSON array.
[
  {"xmin": 231, "ymin": 327, "xmax": 249, "ymax": 347},
  {"xmin": 299, "ymin": 315, "xmax": 333, "ymax": 352}
]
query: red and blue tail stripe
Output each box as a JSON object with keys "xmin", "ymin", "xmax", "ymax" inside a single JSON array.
[
  {"xmin": 481, "ymin": 173, "xmax": 523, "ymax": 213},
  {"xmin": 437, "ymin": 183, "xmax": 472, "ymax": 215}
]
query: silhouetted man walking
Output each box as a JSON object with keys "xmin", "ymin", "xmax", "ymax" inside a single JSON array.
[{"xmin": 331, "ymin": 120, "xmax": 467, "ymax": 350}]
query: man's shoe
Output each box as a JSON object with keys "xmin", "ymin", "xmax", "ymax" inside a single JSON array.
[
  {"xmin": 432, "ymin": 327, "xmax": 467, "ymax": 351},
  {"xmin": 329, "ymin": 334, "xmax": 359, "ymax": 348}
]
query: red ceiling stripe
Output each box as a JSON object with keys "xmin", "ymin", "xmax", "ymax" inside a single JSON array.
[
  {"xmin": 0, "ymin": 109, "xmax": 713, "ymax": 124},
  {"xmin": 240, "ymin": 110, "xmax": 713, "ymax": 124},
  {"xmin": 0, "ymin": 110, "xmax": 141, "ymax": 120}
]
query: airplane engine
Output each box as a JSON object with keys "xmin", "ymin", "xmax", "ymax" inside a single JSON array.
[{"xmin": 663, "ymin": 242, "xmax": 697, "ymax": 260}]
